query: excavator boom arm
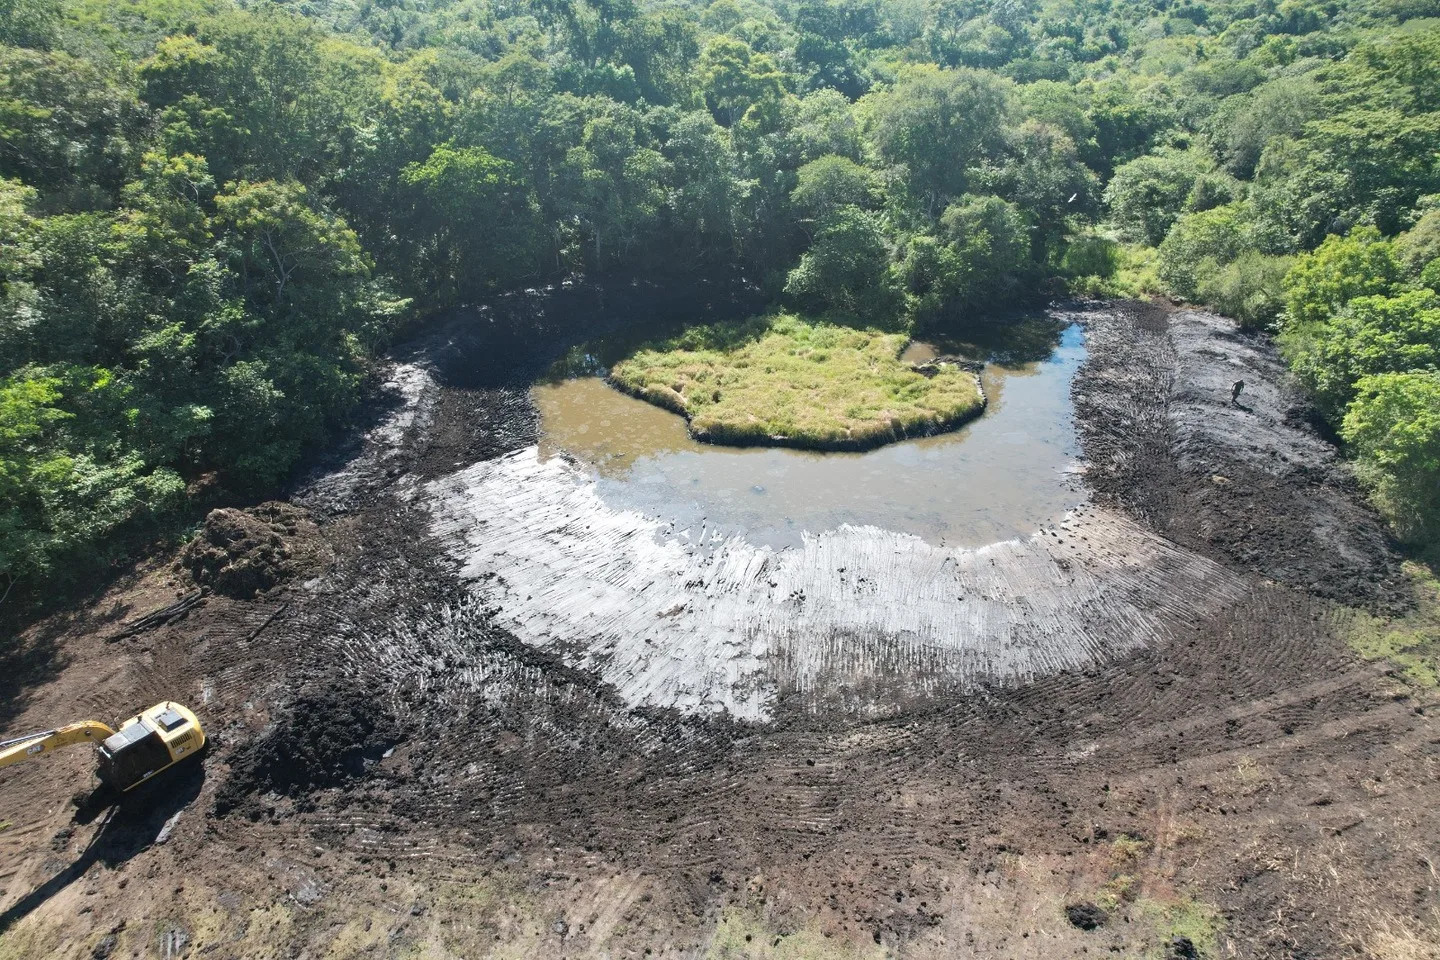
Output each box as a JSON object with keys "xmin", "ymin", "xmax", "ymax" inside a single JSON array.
[
  {"xmin": 0, "ymin": 721, "xmax": 115, "ymax": 770},
  {"xmin": 1, "ymin": 701, "xmax": 204, "ymax": 792}
]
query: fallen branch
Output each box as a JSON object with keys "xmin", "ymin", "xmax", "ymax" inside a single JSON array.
[
  {"xmin": 110, "ymin": 591, "xmax": 204, "ymax": 642},
  {"xmin": 245, "ymin": 603, "xmax": 290, "ymax": 642}
]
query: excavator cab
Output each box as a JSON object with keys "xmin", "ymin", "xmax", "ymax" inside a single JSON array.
[
  {"xmin": 96, "ymin": 702, "xmax": 205, "ymax": 792},
  {"xmin": 0, "ymin": 700, "xmax": 205, "ymax": 794}
]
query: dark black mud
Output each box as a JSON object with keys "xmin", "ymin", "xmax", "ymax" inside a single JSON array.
[
  {"xmin": 1072, "ymin": 301, "xmax": 1408, "ymax": 613},
  {"xmin": 214, "ymin": 683, "xmax": 401, "ymax": 818},
  {"xmin": 4, "ymin": 295, "xmax": 1432, "ymax": 960}
]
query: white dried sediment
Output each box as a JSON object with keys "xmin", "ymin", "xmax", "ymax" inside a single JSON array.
[{"xmin": 424, "ymin": 447, "xmax": 1244, "ymax": 722}]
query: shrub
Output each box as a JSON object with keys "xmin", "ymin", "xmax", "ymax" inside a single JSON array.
[
  {"xmin": 1157, "ymin": 203, "xmax": 1247, "ymax": 300},
  {"xmin": 790, "ymin": 155, "xmax": 876, "ymax": 222},
  {"xmin": 1195, "ymin": 251, "xmax": 1294, "ymax": 328},
  {"xmin": 1104, "ymin": 151, "xmax": 1205, "ymax": 246},
  {"xmin": 1062, "ymin": 236, "xmax": 1121, "ymax": 280},
  {"xmin": 1341, "ymin": 371, "xmax": 1440, "ymax": 545},
  {"xmin": 1396, "ymin": 209, "xmax": 1440, "ymax": 278},
  {"xmin": 784, "ymin": 206, "xmax": 900, "ymax": 318},
  {"xmin": 902, "ymin": 194, "xmax": 1032, "ymax": 318},
  {"xmin": 1423, "ymin": 257, "xmax": 1440, "ymax": 293},
  {"xmin": 0, "ymin": 367, "xmax": 186, "ymax": 590},
  {"xmin": 1281, "ymin": 289, "xmax": 1440, "ymax": 421},
  {"xmin": 1281, "ymin": 226, "xmax": 1401, "ymax": 328},
  {"xmin": 1186, "ymin": 170, "xmax": 1243, "ymax": 214}
]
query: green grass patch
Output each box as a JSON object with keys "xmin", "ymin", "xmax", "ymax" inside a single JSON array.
[
  {"xmin": 1133, "ymin": 897, "xmax": 1224, "ymax": 959},
  {"xmin": 1108, "ymin": 834, "xmax": 1149, "ymax": 867},
  {"xmin": 608, "ymin": 313, "xmax": 985, "ymax": 450},
  {"xmin": 705, "ymin": 904, "xmax": 885, "ymax": 959},
  {"xmin": 1339, "ymin": 561, "xmax": 1440, "ymax": 689}
]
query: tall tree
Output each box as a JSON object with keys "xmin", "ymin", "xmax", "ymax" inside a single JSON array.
[{"xmin": 860, "ymin": 66, "xmax": 1015, "ymax": 216}]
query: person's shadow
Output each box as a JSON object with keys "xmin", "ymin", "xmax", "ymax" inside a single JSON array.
[{"xmin": 0, "ymin": 760, "xmax": 206, "ymax": 932}]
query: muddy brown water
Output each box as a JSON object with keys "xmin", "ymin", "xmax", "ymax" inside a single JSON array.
[{"xmin": 532, "ymin": 319, "xmax": 1087, "ymax": 548}]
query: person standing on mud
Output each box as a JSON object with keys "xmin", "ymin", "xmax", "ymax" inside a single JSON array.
[{"xmin": 1231, "ymin": 379, "xmax": 1245, "ymax": 405}]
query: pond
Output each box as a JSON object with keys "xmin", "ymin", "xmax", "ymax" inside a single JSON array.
[{"xmin": 532, "ymin": 315, "xmax": 1087, "ymax": 549}]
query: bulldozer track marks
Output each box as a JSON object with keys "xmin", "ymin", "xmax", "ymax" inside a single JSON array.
[{"xmin": 2, "ymin": 298, "xmax": 1435, "ymax": 958}]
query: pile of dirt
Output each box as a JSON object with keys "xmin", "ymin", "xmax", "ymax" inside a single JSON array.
[
  {"xmin": 213, "ymin": 684, "xmax": 400, "ymax": 817},
  {"xmin": 179, "ymin": 503, "xmax": 327, "ymax": 599}
]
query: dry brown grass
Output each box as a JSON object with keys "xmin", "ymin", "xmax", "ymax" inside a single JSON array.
[{"xmin": 1365, "ymin": 914, "xmax": 1440, "ymax": 960}]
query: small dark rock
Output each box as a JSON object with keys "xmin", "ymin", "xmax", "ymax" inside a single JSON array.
[
  {"xmin": 1065, "ymin": 902, "xmax": 1108, "ymax": 930},
  {"xmin": 91, "ymin": 935, "xmax": 117, "ymax": 959},
  {"xmin": 1166, "ymin": 934, "xmax": 1200, "ymax": 959}
]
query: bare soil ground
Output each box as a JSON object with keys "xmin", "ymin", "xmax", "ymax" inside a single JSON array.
[{"xmin": 0, "ymin": 290, "xmax": 1436, "ymax": 960}]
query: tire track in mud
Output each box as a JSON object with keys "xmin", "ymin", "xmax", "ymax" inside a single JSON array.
[
  {"xmin": 241, "ymin": 302, "xmax": 1378, "ymax": 800},
  {"xmin": 177, "ymin": 296, "xmax": 1434, "ymax": 959},
  {"xmin": 1074, "ymin": 301, "xmax": 1407, "ymax": 612},
  {"xmin": 247, "ymin": 496, "xmax": 745, "ymax": 862},
  {"xmin": 419, "ymin": 448, "xmax": 1246, "ymax": 721}
]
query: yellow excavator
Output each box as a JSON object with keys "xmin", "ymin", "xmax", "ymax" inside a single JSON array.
[{"xmin": 0, "ymin": 702, "xmax": 205, "ymax": 792}]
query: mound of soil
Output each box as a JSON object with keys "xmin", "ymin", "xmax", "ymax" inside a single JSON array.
[
  {"xmin": 179, "ymin": 503, "xmax": 327, "ymax": 599},
  {"xmin": 214, "ymin": 684, "xmax": 400, "ymax": 817}
]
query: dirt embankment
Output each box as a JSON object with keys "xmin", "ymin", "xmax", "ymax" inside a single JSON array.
[
  {"xmin": 1073, "ymin": 301, "xmax": 1407, "ymax": 613},
  {"xmin": 0, "ymin": 291, "xmax": 1434, "ymax": 960}
]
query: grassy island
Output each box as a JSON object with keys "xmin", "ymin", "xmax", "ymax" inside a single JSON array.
[{"xmin": 608, "ymin": 314, "xmax": 985, "ymax": 450}]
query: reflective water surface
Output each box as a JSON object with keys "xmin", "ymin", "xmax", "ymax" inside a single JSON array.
[{"xmin": 532, "ymin": 318, "xmax": 1086, "ymax": 548}]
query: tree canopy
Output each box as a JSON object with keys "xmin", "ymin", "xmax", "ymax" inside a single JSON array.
[{"xmin": 5, "ymin": 0, "xmax": 1440, "ymax": 597}]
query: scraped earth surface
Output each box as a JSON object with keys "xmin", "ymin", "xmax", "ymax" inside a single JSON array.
[{"xmin": 0, "ymin": 283, "xmax": 1436, "ymax": 960}]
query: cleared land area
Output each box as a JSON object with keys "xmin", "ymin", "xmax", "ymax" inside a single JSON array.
[
  {"xmin": 608, "ymin": 313, "xmax": 985, "ymax": 449},
  {"xmin": 0, "ymin": 282, "xmax": 1436, "ymax": 960}
]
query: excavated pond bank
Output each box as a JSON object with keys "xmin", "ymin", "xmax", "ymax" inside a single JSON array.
[
  {"xmin": 1073, "ymin": 301, "xmax": 1407, "ymax": 613},
  {"xmin": 3, "ymin": 284, "xmax": 1430, "ymax": 960},
  {"xmin": 286, "ymin": 295, "xmax": 1406, "ymax": 726}
]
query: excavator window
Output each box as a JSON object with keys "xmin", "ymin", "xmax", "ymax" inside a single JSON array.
[{"xmin": 99, "ymin": 722, "xmax": 171, "ymax": 789}]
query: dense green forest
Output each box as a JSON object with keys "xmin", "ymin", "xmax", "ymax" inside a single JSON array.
[{"xmin": 2, "ymin": 0, "xmax": 1438, "ymax": 602}]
